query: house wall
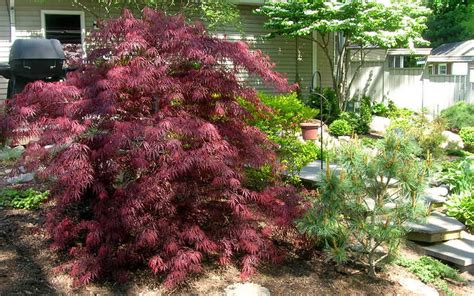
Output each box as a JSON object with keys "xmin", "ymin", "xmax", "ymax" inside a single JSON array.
[
  {"xmin": 0, "ymin": 1, "xmax": 12, "ymax": 99},
  {"xmin": 0, "ymin": 1, "xmax": 314, "ymax": 100}
]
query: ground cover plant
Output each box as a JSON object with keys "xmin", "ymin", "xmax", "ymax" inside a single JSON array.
[
  {"xmin": 1, "ymin": 9, "xmax": 303, "ymax": 287},
  {"xmin": 459, "ymin": 126, "xmax": 474, "ymax": 152},
  {"xmin": 0, "ymin": 187, "xmax": 49, "ymax": 209},
  {"xmin": 242, "ymin": 92, "xmax": 320, "ymax": 179},
  {"xmin": 298, "ymin": 132, "xmax": 430, "ymax": 276},
  {"xmin": 441, "ymin": 102, "xmax": 474, "ymax": 131},
  {"xmin": 396, "ymin": 256, "xmax": 464, "ymax": 296},
  {"xmin": 446, "ymin": 192, "xmax": 474, "ymax": 231}
]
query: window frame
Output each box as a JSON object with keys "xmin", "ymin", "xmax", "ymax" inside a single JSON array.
[
  {"xmin": 40, "ymin": 10, "xmax": 86, "ymax": 46},
  {"xmin": 438, "ymin": 63, "xmax": 448, "ymax": 75}
]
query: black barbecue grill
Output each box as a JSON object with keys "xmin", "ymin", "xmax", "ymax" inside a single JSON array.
[{"xmin": 0, "ymin": 39, "xmax": 66, "ymax": 99}]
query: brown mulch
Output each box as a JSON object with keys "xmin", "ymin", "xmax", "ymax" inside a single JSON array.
[{"xmin": 0, "ymin": 159, "xmax": 472, "ymax": 295}]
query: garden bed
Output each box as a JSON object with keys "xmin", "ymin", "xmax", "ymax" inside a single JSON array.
[{"xmin": 1, "ymin": 202, "xmax": 472, "ymax": 295}]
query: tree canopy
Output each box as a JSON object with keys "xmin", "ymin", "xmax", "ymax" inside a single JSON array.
[
  {"xmin": 256, "ymin": 0, "xmax": 430, "ymax": 109},
  {"xmin": 68, "ymin": 0, "xmax": 240, "ymax": 29},
  {"xmin": 424, "ymin": 0, "xmax": 474, "ymax": 47}
]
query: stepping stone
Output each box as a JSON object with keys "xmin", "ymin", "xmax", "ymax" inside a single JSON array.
[
  {"xmin": 421, "ymin": 232, "xmax": 474, "ymax": 271},
  {"xmin": 293, "ymin": 161, "xmax": 341, "ymax": 183},
  {"xmin": 424, "ymin": 187, "xmax": 448, "ymax": 197},
  {"xmin": 398, "ymin": 278, "xmax": 439, "ymax": 296},
  {"xmin": 406, "ymin": 212, "xmax": 465, "ymax": 243},
  {"xmin": 225, "ymin": 283, "xmax": 270, "ymax": 296}
]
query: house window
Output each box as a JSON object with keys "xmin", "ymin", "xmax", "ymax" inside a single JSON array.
[
  {"xmin": 428, "ymin": 65, "xmax": 434, "ymax": 75},
  {"xmin": 438, "ymin": 63, "xmax": 448, "ymax": 75},
  {"xmin": 41, "ymin": 11, "xmax": 85, "ymax": 44},
  {"xmin": 389, "ymin": 55, "xmax": 425, "ymax": 69}
]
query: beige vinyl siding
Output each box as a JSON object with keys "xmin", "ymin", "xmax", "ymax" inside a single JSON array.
[
  {"xmin": 0, "ymin": 1, "xmax": 10, "ymax": 99},
  {"xmin": 15, "ymin": 0, "xmax": 96, "ymax": 39},
  {"xmin": 0, "ymin": 2, "xmax": 314, "ymax": 99},
  {"xmin": 316, "ymin": 32, "xmax": 334, "ymax": 88},
  {"xmin": 216, "ymin": 5, "xmax": 313, "ymax": 94}
]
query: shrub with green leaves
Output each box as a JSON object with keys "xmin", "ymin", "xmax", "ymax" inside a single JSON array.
[
  {"xmin": 0, "ymin": 146, "xmax": 24, "ymax": 161},
  {"xmin": 304, "ymin": 87, "xmax": 340, "ymax": 123},
  {"xmin": 441, "ymin": 102, "xmax": 474, "ymax": 131},
  {"xmin": 389, "ymin": 113, "xmax": 446, "ymax": 158},
  {"xmin": 459, "ymin": 126, "xmax": 474, "ymax": 151},
  {"xmin": 329, "ymin": 119, "xmax": 352, "ymax": 136},
  {"xmin": 242, "ymin": 93, "xmax": 320, "ymax": 178},
  {"xmin": 0, "ymin": 188, "xmax": 49, "ymax": 210},
  {"xmin": 372, "ymin": 102, "xmax": 389, "ymax": 117},
  {"xmin": 396, "ymin": 256, "xmax": 463, "ymax": 296},
  {"xmin": 439, "ymin": 157, "xmax": 474, "ymax": 195},
  {"xmin": 298, "ymin": 132, "xmax": 430, "ymax": 276},
  {"xmin": 446, "ymin": 192, "xmax": 474, "ymax": 231}
]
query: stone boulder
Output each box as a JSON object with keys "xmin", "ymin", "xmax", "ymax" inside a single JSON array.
[
  {"xmin": 225, "ymin": 283, "xmax": 270, "ymax": 296},
  {"xmin": 369, "ymin": 116, "xmax": 391, "ymax": 135},
  {"xmin": 440, "ymin": 131, "xmax": 464, "ymax": 150}
]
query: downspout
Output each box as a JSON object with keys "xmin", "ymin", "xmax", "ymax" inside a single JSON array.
[
  {"xmin": 312, "ymin": 31, "xmax": 318, "ymax": 87},
  {"xmin": 8, "ymin": 0, "xmax": 16, "ymax": 43}
]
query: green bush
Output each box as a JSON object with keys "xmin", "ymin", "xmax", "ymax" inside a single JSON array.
[
  {"xmin": 439, "ymin": 157, "xmax": 474, "ymax": 195},
  {"xmin": 396, "ymin": 256, "xmax": 463, "ymax": 296},
  {"xmin": 329, "ymin": 119, "xmax": 353, "ymax": 136},
  {"xmin": 242, "ymin": 93, "xmax": 321, "ymax": 180},
  {"xmin": 372, "ymin": 102, "xmax": 389, "ymax": 117},
  {"xmin": 0, "ymin": 146, "xmax": 24, "ymax": 161},
  {"xmin": 389, "ymin": 113, "xmax": 446, "ymax": 158},
  {"xmin": 304, "ymin": 87, "xmax": 340, "ymax": 123},
  {"xmin": 298, "ymin": 132, "xmax": 430, "ymax": 276},
  {"xmin": 459, "ymin": 126, "xmax": 474, "ymax": 151},
  {"xmin": 0, "ymin": 188, "xmax": 49, "ymax": 210},
  {"xmin": 446, "ymin": 192, "xmax": 474, "ymax": 231},
  {"xmin": 441, "ymin": 102, "xmax": 474, "ymax": 130}
]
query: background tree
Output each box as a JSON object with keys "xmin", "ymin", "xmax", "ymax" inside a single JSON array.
[
  {"xmin": 66, "ymin": 0, "xmax": 240, "ymax": 29},
  {"xmin": 256, "ymin": 0, "xmax": 430, "ymax": 110},
  {"xmin": 2, "ymin": 9, "xmax": 301, "ymax": 287},
  {"xmin": 424, "ymin": 0, "xmax": 474, "ymax": 47}
]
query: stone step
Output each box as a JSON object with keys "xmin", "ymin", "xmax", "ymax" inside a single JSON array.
[
  {"xmin": 421, "ymin": 187, "xmax": 449, "ymax": 206},
  {"xmin": 406, "ymin": 212, "xmax": 466, "ymax": 243},
  {"xmin": 293, "ymin": 161, "xmax": 341, "ymax": 184},
  {"xmin": 420, "ymin": 232, "xmax": 474, "ymax": 272}
]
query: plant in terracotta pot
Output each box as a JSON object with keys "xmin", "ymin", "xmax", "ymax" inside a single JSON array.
[{"xmin": 300, "ymin": 120, "xmax": 320, "ymax": 140}]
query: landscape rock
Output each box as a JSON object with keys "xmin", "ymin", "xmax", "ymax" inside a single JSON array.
[
  {"xmin": 7, "ymin": 173, "xmax": 35, "ymax": 184},
  {"xmin": 424, "ymin": 187, "xmax": 448, "ymax": 197},
  {"xmin": 398, "ymin": 278, "xmax": 439, "ymax": 296},
  {"xmin": 338, "ymin": 136, "xmax": 351, "ymax": 143},
  {"xmin": 440, "ymin": 131, "xmax": 464, "ymax": 150},
  {"xmin": 369, "ymin": 116, "xmax": 391, "ymax": 135},
  {"xmin": 225, "ymin": 283, "xmax": 270, "ymax": 296}
]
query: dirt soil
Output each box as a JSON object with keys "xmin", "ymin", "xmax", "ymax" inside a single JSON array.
[{"xmin": 0, "ymin": 161, "xmax": 473, "ymax": 295}]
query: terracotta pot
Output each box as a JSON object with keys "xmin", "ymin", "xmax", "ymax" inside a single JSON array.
[{"xmin": 300, "ymin": 122, "xmax": 319, "ymax": 140}]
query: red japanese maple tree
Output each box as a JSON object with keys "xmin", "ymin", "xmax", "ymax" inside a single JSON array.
[{"xmin": 3, "ymin": 9, "xmax": 301, "ymax": 287}]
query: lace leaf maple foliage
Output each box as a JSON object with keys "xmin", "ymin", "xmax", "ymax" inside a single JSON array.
[{"xmin": 2, "ymin": 9, "xmax": 302, "ymax": 287}]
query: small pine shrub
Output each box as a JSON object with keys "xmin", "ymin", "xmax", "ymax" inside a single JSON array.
[
  {"xmin": 1, "ymin": 9, "xmax": 302, "ymax": 287},
  {"xmin": 459, "ymin": 126, "xmax": 474, "ymax": 151},
  {"xmin": 298, "ymin": 132, "xmax": 430, "ymax": 276},
  {"xmin": 441, "ymin": 102, "xmax": 474, "ymax": 131},
  {"xmin": 329, "ymin": 119, "xmax": 352, "ymax": 136}
]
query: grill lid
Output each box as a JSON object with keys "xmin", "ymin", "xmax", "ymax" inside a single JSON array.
[{"xmin": 9, "ymin": 39, "xmax": 65, "ymax": 61}]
